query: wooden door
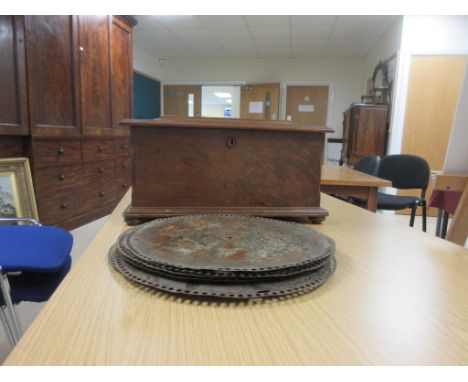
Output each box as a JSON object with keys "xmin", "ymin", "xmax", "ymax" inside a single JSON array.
[
  {"xmin": 79, "ymin": 15, "xmax": 113, "ymax": 136},
  {"xmin": 111, "ymin": 16, "xmax": 133, "ymax": 136},
  {"xmin": 240, "ymin": 83, "xmax": 280, "ymax": 120},
  {"xmin": 399, "ymin": 56, "xmax": 468, "ymax": 216},
  {"xmin": 0, "ymin": 16, "xmax": 28, "ymax": 136},
  {"xmin": 286, "ymin": 86, "xmax": 329, "ymax": 125},
  {"xmin": 25, "ymin": 16, "xmax": 81, "ymax": 136},
  {"xmin": 164, "ymin": 85, "xmax": 201, "ymax": 117}
]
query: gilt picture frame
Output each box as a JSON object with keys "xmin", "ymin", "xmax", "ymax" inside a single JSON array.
[{"xmin": 0, "ymin": 157, "xmax": 38, "ymax": 220}]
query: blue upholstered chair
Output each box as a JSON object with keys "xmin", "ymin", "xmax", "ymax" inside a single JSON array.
[{"xmin": 0, "ymin": 217, "xmax": 73, "ymax": 345}]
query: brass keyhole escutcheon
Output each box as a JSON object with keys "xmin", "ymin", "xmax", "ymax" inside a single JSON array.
[{"xmin": 226, "ymin": 136, "xmax": 237, "ymax": 148}]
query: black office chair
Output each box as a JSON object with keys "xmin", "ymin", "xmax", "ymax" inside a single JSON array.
[
  {"xmin": 353, "ymin": 156, "xmax": 381, "ymax": 177},
  {"xmin": 376, "ymin": 154, "xmax": 430, "ymax": 232},
  {"xmin": 333, "ymin": 156, "xmax": 381, "ymax": 208}
]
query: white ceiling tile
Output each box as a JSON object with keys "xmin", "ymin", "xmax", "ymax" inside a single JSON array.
[
  {"xmin": 134, "ymin": 15, "xmax": 165, "ymax": 30},
  {"xmin": 134, "ymin": 28, "xmax": 177, "ymax": 41},
  {"xmin": 332, "ymin": 23, "xmax": 381, "ymax": 36},
  {"xmin": 198, "ymin": 15, "xmax": 246, "ymax": 28},
  {"xmin": 322, "ymin": 45, "xmax": 369, "ymax": 58},
  {"xmin": 291, "ymin": 37, "xmax": 329, "ymax": 48},
  {"xmin": 336, "ymin": 15, "xmax": 387, "ymax": 24},
  {"xmin": 182, "ymin": 38, "xmax": 221, "ymax": 49},
  {"xmin": 154, "ymin": 15, "xmax": 204, "ymax": 28},
  {"xmin": 328, "ymin": 35, "xmax": 375, "ymax": 47},
  {"xmin": 254, "ymin": 38, "xmax": 290, "ymax": 48},
  {"xmin": 217, "ymin": 38, "xmax": 256, "ymax": 49},
  {"xmin": 244, "ymin": 15, "xmax": 290, "ymax": 26},
  {"xmin": 198, "ymin": 15, "xmax": 246, "ymax": 27},
  {"xmin": 170, "ymin": 28, "xmax": 214, "ymax": 39},
  {"xmin": 135, "ymin": 39, "xmax": 185, "ymax": 52},
  {"xmin": 249, "ymin": 26, "xmax": 290, "ymax": 39},
  {"xmin": 193, "ymin": 47, "xmax": 229, "ymax": 58},
  {"xmin": 291, "ymin": 46, "xmax": 325, "ymax": 57},
  {"xmin": 207, "ymin": 27, "xmax": 251, "ymax": 39},
  {"xmin": 224, "ymin": 47, "xmax": 258, "ymax": 56},
  {"xmin": 290, "ymin": 16, "xmax": 337, "ymax": 25},
  {"xmin": 291, "ymin": 25, "xmax": 334, "ymax": 38},
  {"xmin": 257, "ymin": 46, "xmax": 290, "ymax": 57}
]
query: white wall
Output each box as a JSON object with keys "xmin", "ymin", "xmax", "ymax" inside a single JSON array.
[
  {"xmin": 389, "ymin": 16, "xmax": 468, "ymax": 158},
  {"xmin": 133, "ymin": 45, "xmax": 164, "ymax": 81},
  {"xmin": 160, "ymin": 57, "xmax": 365, "ymax": 139},
  {"xmin": 363, "ymin": 17, "xmax": 403, "ymax": 93}
]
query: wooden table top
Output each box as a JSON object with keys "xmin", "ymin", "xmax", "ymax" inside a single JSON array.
[
  {"xmin": 5, "ymin": 191, "xmax": 468, "ymax": 365},
  {"xmin": 321, "ymin": 165, "xmax": 392, "ymax": 187}
]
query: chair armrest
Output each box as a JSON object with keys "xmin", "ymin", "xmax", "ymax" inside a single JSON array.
[{"xmin": 0, "ymin": 217, "xmax": 42, "ymax": 226}]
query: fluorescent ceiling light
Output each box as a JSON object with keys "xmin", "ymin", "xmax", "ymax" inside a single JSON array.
[
  {"xmin": 214, "ymin": 92, "xmax": 232, "ymax": 98},
  {"xmin": 226, "ymin": 99, "xmax": 232, "ymax": 104}
]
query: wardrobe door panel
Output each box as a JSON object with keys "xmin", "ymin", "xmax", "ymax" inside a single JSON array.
[
  {"xmin": 111, "ymin": 17, "xmax": 133, "ymax": 136},
  {"xmin": 79, "ymin": 15, "xmax": 112, "ymax": 136},
  {"xmin": 0, "ymin": 16, "xmax": 28, "ymax": 135},
  {"xmin": 25, "ymin": 15, "xmax": 80, "ymax": 136}
]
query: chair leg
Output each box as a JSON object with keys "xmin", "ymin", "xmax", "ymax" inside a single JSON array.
[
  {"xmin": 0, "ymin": 306, "xmax": 16, "ymax": 346},
  {"xmin": 0, "ymin": 273, "xmax": 22, "ymax": 343},
  {"xmin": 409, "ymin": 204, "xmax": 417, "ymax": 227},
  {"xmin": 421, "ymin": 200, "xmax": 427, "ymax": 233}
]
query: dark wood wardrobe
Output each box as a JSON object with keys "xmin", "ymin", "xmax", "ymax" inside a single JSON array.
[{"xmin": 0, "ymin": 15, "xmax": 136, "ymax": 229}]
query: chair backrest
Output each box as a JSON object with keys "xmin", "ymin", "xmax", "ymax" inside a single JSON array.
[
  {"xmin": 377, "ymin": 154, "xmax": 430, "ymax": 190},
  {"xmin": 353, "ymin": 156, "xmax": 381, "ymax": 176}
]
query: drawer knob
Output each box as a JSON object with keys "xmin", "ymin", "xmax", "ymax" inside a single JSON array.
[
  {"xmin": 58, "ymin": 174, "xmax": 65, "ymax": 181},
  {"xmin": 99, "ymin": 167, "xmax": 104, "ymax": 173},
  {"xmin": 60, "ymin": 202, "xmax": 68, "ymax": 209},
  {"xmin": 121, "ymin": 145, "xmax": 128, "ymax": 149},
  {"xmin": 99, "ymin": 191, "xmax": 105, "ymax": 197},
  {"xmin": 57, "ymin": 147, "xmax": 65, "ymax": 155},
  {"xmin": 122, "ymin": 164, "xmax": 127, "ymax": 169},
  {"xmin": 98, "ymin": 146, "xmax": 104, "ymax": 152},
  {"xmin": 226, "ymin": 136, "xmax": 237, "ymax": 148},
  {"xmin": 122, "ymin": 183, "xmax": 128, "ymax": 188}
]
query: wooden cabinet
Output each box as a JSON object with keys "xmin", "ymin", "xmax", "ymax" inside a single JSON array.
[
  {"xmin": 25, "ymin": 16, "xmax": 81, "ymax": 137},
  {"xmin": 79, "ymin": 15, "xmax": 113, "ymax": 137},
  {"xmin": 0, "ymin": 16, "xmax": 29, "ymax": 135},
  {"xmin": 0, "ymin": 15, "xmax": 136, "ymax": 230},
  {"xmin": 340, "ymin": 104, "xmax": 389, "ymax": 166}
]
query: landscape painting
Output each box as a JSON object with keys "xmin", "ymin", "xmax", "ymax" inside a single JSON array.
[{"xmin": 0, "ymin": 172, "xmax": 20, "ymax": 218}]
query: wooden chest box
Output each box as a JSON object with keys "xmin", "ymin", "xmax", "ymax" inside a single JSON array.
[{"xmin": 121, "ymin": 118, "xmax": 332, "ymax": 224}]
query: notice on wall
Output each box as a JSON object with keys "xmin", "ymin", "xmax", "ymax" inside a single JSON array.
[
  {"xmin": 249, "ymin": 101, "xmax": 263, "ymax": 114},
  {"xmin": 298, "ymin": 104, "xmax": 315, "ymax": 113}
]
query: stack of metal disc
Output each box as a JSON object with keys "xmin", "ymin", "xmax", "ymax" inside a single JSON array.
[{"xmin": 109, "ymin": 215, "xmax": 336, "ymax": 300}]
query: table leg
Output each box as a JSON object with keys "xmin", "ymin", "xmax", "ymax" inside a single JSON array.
[
  {"xmin": 435, "ymin": 208, "xmax": 443, "ymax": 237},
  {"xmin": 366, "ymin": 187, "xmax": 377, "ymax": 212}
]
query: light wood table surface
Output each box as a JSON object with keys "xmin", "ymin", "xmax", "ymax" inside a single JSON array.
[
  {"xmin": 4, "ymin": 191, "xmax": 468, "ymax": 365},
  {"xmin": 321, "ymin": 165, "xmax": 392, "ymax": 212}
]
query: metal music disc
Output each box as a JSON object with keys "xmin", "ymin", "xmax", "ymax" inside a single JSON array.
[
  {"xmin": 117, "ymin": 215, "xmax": 335, "ymax": 272},
  {"xmin": 109, "ymin": 245, "xmax": 336, "ymax": 300}
]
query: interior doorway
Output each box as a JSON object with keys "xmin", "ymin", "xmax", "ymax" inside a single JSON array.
[
  {"xmin": 163, "ymin": 85, "xmax": 202, "ymax": 117},
  {"xmin": 398, "ymin": 55, "xmax": 468, "ymax": 216},
  {"xmin": 240, "ymin": 83, "xmax": 280, "ymax": 120}
]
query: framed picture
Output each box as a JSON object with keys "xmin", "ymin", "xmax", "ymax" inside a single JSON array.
[{"xmin": 0, "ymin": 158, "xmax": 38, "ymax": 220}]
